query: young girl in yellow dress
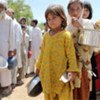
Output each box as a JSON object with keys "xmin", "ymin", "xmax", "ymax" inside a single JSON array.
[{"xmin": 35, "ymin": 4, "xmax": 79, "ymax": 100}]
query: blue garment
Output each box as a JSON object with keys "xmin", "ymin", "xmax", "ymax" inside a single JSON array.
[{"xmin": 7, "ymin": 56, "xmax": 17, "ymax": 69}]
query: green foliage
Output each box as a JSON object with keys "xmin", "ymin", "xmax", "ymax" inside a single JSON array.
[
  {"xmin": 38, "ymin": 22, "xmax": 44, "ymax": 30},
  {"xmin": 8, "ymin": 0, "xmax": 33, "ymax": 23}
]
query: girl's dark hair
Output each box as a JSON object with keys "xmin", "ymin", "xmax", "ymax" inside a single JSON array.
[
  {"xmin": 84, "ymin": 1, "xmax": 93, "ymax": 19},
  {"xmin": 45, "ymin": 4, "xmax": 67, "ymax": 29},
  {"xmin": 32, "ymin": 19, "xmax": 38, "ymax": 25},
  {"xmin": 67, "ymin": 0, "xmax": 84, "ymax": 12}
]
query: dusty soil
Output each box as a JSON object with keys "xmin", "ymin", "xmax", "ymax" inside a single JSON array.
[
  {"xmin": 1, "ymin": 77, "xmax": 100, "ymax": 100},
  {"xmin": 2, "ymin": 78, "xmax": 44, "ymax": 100}
]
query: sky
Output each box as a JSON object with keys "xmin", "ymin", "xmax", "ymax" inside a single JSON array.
[{"xmin": 25, "ymin": 0, "xmax": 100, "ymax": 23}]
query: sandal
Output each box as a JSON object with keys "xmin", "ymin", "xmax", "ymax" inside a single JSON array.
[
  {"xmin": 16, "ymin": 80, "xmax": 24, "ymax": 86},
  {"xmin": 2, "ymin": 86, "xmax": 12, "ymax": 97}
]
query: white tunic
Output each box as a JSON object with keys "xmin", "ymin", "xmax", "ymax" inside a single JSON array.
[
  {"xmin": 31, "ymin": 26, "xmax": 42, "ymax": 60},
  {"xmin": 11, "ymin": 19, "xmax": 22, "ymax": 84},
  {"xmin": 28, "ymin": 26, "xmax": 42, "ymax": 73},
  {"xmin": 13, "ymin": 19, "xmax": 22, "ymax": 68},
  {"xmin": 0, "ymin": 14, "xmax": 16, "ymax": 87},
  {"xmin": 0, "ymin": 14, "xmax": 16, "ymax": 58}
]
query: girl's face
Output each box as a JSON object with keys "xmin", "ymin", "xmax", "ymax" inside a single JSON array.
[
  {"xmin": 47, "ymin": 13, "xmax": 62, "ymax": 30},
  {"xmin": 68, "ymin": 2, "xmax": 83, "ymax": 19},
  {"xmin": 83, "ymin": 7, "xmax": 90, "ymax": 19}
]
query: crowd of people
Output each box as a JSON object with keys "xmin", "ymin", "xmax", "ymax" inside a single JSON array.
[
  {"xmin": 0, "ymin": 0, "xmax": 100, "ymax": 100},
  {"xmin": 0, "ymin": 0, "xmax": 42, "ymax": 97}
]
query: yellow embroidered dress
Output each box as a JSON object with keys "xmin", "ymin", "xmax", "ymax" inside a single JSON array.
[{"xmin": 36, "ymin": 30, "xmax": 79, "ymax": 99}]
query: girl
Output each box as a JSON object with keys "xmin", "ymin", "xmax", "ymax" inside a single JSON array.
[
  {"xmin": 35, "ymin": 4, "xmax": 79, "ymax": 100},
  {"xmin": 83, "ymin": 2, "xmax": 98, "ymax": 100},
  {"xmin": 83, "ymin": 1, "xmax": 92, "ymax": 19},
  {"xmin": 67, "ymin": 0, "xmax": 94, "ymax": 100}
]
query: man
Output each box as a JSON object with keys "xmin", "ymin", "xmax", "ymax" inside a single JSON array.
[
  {"xmin": 19, "ymin": 17, "xmax": 32, "ymax": 52},
  {"xmin": 0, "ymin": 0, "xmax": 16, "ymax": 96},
  {"xmin": 6, "ymin": 8, "xmax": 23, "ymax": 87},
  {"xmin": 30, "ymin": 19, "xmax": 42, "ymax": 74},
  {"xmin": 19, "ymin": 17, "xmax": 32, "ymax": 36},
  {"xmin": 19, "ymin": 17, "xmax": 32, "ymax": 78}
]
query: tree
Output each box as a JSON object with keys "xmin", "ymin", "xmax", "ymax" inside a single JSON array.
[
  {"xmin": 38, "ymin": 22, "xmax": 44, "ymax": 30},
  {"xmin": 8, "ymin": 0, "xmax": 33, "ymax": 23}
]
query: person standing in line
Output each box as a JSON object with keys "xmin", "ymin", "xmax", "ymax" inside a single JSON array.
[
  {"xmin": 6, "ymin": 8, "xmax": 23, "ymax": 87},
  {"xmin": 19, "ymin": 17, "xmax": 32, "ymax": 38},
  {"xmin": 19, "ymin": 17, "xmax": 32, "ymax": 53},
  {"xmin": 83, "ymin": 1, "xmax": 93, "ymax": 19},
  {"xmin": 35, "ymin": 4, "xmax": 79, "ymax": 100},
  {"xmin": 0, "ymin": 0, "xmax": 16, "ymax": 96},
  {"xmin": 66, "ymin": 0, "xmax": 94, "ymax": 100},
  {"xmin": 30, "ymin": 19, "xmax": 42, "ymax": 75},
  {"xmin": 94, "ymin": 19, "xmax": 100, "ymax": 92},
  {"xmin": 21, "ymin": 25, "xmax": 31, "ymax": 78},
  {"xmin": 19, "ymin": 17, "xmax": 32, "ymax": 78},
  {"xmin": 42, "ymin": 22, "xmax": 49, "ymax": 36},
  {"xmin": 83, "ymin": 2, "xmax": 98, "ymax": 100}
]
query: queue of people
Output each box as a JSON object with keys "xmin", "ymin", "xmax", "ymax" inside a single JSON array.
[
  {"xmin": 0, "ymin": 0, "xmax": 100, "ymax": 100},
  {"xmin": 0, "ymin": 0, "xmax": 42, "ymax": 97}
]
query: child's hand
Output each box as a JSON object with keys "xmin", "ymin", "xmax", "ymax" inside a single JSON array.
[
  {"xmin": 35, "ymin": 68, "xmax": 40, "ymax": 76},
  {"xmin": 72, "ymin": 17, "xmax": 82, "ymax": 28},
  {"xmin": 27, "ymin": 50, "xmax": 32, "ymax": 58},
  {"xmin": 68, "ymin": 72, "xmax": 77, "ymax": 81}
]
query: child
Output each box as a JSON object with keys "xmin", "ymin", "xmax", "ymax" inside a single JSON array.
[
  {"xmin": 83, "ymin": 1, "xmax": 93, "ymax": 19},
  {"xmin": 67, "ymin": 0, "xmax": 94, "ymax": 100},
  {"xmin": 35, "ymin": 4, "xmax": 79, "ymax": 100},
  {"xmin": 42, "ymin": 22, "xmax": 49, "ymax": 36},
  {"xmin": 83, "ymin": 2, "xmax": 98, "ymax": 100}
]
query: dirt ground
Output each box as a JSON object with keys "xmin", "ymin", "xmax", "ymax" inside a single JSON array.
[
  {"xmin": 1, "ymin": 77, "xmax": 100, "ymax": 100},
  {"xmin": 1, "ymin": 78, "xmax": 44, "ymax": 100}
]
